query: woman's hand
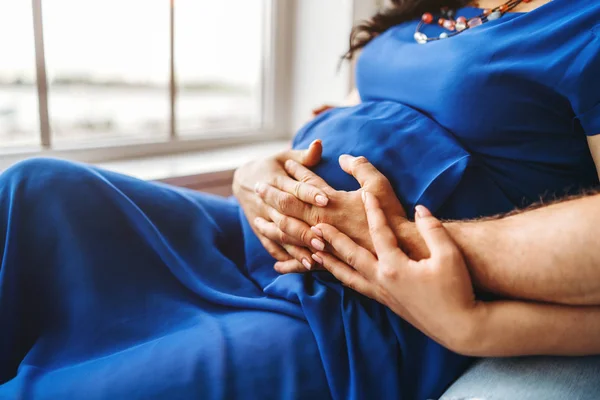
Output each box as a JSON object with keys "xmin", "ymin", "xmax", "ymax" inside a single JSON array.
[
  {"xmin": 233, "ymin": 140, "xmax": 331, "ymax": 270},
  {"xmin": 253, "ymin": 155, "xmax": 408, "ymax": 273},
  {"xmin": 312, "ymin": 192, "xmax": 481, "ymax": 351}
]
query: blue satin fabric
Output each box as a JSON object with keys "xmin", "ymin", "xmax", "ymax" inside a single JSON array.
[{"xmin": 2, "ymin": 1, "xmax": 599, "ymax": 399}]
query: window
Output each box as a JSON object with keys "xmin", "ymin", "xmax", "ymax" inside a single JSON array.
[
  {"xmin": 0, "ymin": 1, "xmax": 39, "ymax": 147},
  {"xmin": 43, "ymin": 0, "xmax": 170, "ymax": 144},
  {"xmin": 175, "ymin": 0, "xmax": 263, "ymax": 136},
  {"xmin": 0, "ymin": 0, "xmax": 286, "ymax": 162}
]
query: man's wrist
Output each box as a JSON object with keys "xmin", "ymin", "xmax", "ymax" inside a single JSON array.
[{"xmin": 391, "ymin": 218, "xmax": 429, "ymax": 260}]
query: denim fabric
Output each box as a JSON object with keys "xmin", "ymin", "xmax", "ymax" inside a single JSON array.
[{"xmin": 440, "ymin": 356, "xmax": 600, "ymax": 400}]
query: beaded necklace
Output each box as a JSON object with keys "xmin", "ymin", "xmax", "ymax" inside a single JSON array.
[{"xmin": 414, "ymin": 0, "xmax": 532, "ymax": 43}]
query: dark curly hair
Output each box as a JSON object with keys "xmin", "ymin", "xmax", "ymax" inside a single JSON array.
[{"xmin": 343, "ymin": 0, "xmax": 473, "ymax": 60}]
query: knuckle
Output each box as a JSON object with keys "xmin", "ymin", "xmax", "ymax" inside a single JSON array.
[
  {"xmin": 279, "ymin": 231, "xmax": 292, "ymax": 244},
  {"xmin": 352, "ymin": 156, "xmax": 369, "ymax": 169},
  {"xmin": 277, "ymin": 215, "xmax": 289, "ymax": 231},
  {"xmin": 345, "ymin": 278, "xmax": 358, "ymax": 292},
  {"xmin": 293, "ymin": 181, "xmax": 303, "ymax": 198},
  {"xmin": 299, "ymin": 173, "xmax": 312, "ymax": 184},
  {"xmin": 308, "ymin": 208, "xmax": 325, "ymax": 226},
  {"xmin": 345, "ymin": 250, "xmax": 357, "ymax": 266},
  {"xmin": 379, "ymin": 265, "xmax": 398, "ymax": 280},
  {"xmin": 277, "ymin": 193, "xmax": 296, "ymax": 212},
  {"xmin": 298, "ymin": 228, "xmax": 310, "ymax": 245},
  {"xmin": 370, "ymin": 178, "xmax": 392, "ymax": 195}
]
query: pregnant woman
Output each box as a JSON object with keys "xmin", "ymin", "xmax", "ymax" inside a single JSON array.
[{"xmin": 1, "ymin": 0, "xmax": 599, "ymax": 398}]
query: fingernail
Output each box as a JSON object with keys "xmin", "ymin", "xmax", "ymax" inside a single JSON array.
[
  {"xmin": 315, "ymin": 195, "xmax": 329, "ymax": 206},
  {"xmin": 311, "ymin": 238, "xmax": 325, "ymax": 251},
  {"xmin": 302, "ymin": 258, "xmax": 313, "ymax": 270},
  {"xmin": 312, "ymin": 254, "xmax": 323, "ymax": 265},
  {"xmin": 311, "ymin": 226, "xmax": 323, "ymax": 237},
  {"xmin": 339, "ymin": 154, "xmax": 355, "ymax": 162},
  {"xmin": 254, "ymin": 182, "xmax": 266, "ymax": 195},
  {"xmin": 415, "ymin": 205, "xmax": 431, "ymax": 219}
]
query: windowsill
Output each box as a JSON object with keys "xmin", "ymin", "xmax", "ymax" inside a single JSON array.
[{"xmin": 96, "ymin": 140, "xmax": 288, "ymax": 181}]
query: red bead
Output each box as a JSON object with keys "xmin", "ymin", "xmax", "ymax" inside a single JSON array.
[
  {"xmin": 438, "ymin": 18, "xmax": 445, "ymax": 26},
  {"xmin": 499, "ymin": 4, "xmax": 509, "ymax": 12},
  {"xmin": 422, "ymin": 12, "xmax": 433, "ymax": 24}
]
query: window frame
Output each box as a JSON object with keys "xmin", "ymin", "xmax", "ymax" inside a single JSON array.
[{"xmin": 0, "ymin": 0, "xmax": 291, "ymax": 166}]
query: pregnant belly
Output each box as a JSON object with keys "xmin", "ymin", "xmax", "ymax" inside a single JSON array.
[{"xmin": 293, "ymin": 101, "xmax": 476, "ymax": 216}]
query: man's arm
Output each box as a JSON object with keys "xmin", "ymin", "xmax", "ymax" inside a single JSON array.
[
  {"xmin": 398, "ymin": 192, "xmax": 600, "ymax": 306},
  {"xmin": 457, "ymin": 299, "xmax": 600, "ymax": 357}
]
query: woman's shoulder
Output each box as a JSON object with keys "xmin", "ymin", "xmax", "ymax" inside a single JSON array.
[
  {"xmin": 533, "ymin": 0, "xmax": 600, "ymax": 27},
  {"xmin": 520, "ymin": 0, "xmax": 599, "ymax": 53}
]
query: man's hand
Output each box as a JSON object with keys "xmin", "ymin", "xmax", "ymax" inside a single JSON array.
[
  {"xmin": 313, "ymin": 194, "xmax": 479, "ymax": 352},
  {"xmin": 253, "ymin": 155, "xmax": 409, "ymax": 273},
  {"xmin": 232, "ymin": 140, "xmax": 330, "ymax": 270}
]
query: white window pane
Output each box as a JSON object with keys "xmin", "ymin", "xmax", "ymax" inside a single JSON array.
[
  {"xmin": 43, "ymin": 0, "xmax": 170, "ymax": 145},
  {"xmin": 175, "ymin": 0, "xmax": 263, "ymax": 136},
  {"xmin": 0, "ymin": 1, "xmax": 40, "ymax": 147}
]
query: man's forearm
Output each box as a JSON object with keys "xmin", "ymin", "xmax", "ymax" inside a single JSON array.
[
  {"xmin": 455, "ymin": 301, "xmax": 600, "ymax": 357},
  {"xmin": 395, "ymin": 193, "xmax": 600, "ymax": 305}
]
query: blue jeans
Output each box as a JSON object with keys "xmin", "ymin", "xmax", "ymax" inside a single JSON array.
[{"xmin": 440, "ymin": 356, "xmax": 600, "ymax": 400}]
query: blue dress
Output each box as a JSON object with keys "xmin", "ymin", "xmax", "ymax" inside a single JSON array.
[{"xmin": 1, "ymin": 1, "xmax": 599, "ymax": 399}]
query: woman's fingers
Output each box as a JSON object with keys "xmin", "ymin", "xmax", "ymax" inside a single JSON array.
[
  {"xmin": 314, "ymin": 251, "xmax": 377, "ymax": 299},
  {"xmin": 283, "ymin": 244, "xmax": 317, "ymax": 271},
  {"xmin": 272, "ymin": 174, "xmax": 329, "ymax": 207},
  {"xmin": 266, "ymin": 208, "xmax": 326, "ymax": 251},
  {"xmin": 313, "ymin": 223, "xmax": 377, "ymax": 277},
  {"xmin": 338, "ymin": 155, "xmax": 406, "ymax": 217},
  {"xmin": 363, "ymin": 192, "xmax": 408, "ymax": 263},
  {"xmin": 283, "ymin": 139, "xmax": 323, "ymax": 167},
  {"xmin": 256, "ymin": 233, "xmax": 293, "ymax": 262},
  {"xmin": 275, "ymin": 258, "xmax": 324, "ymax": 274},
  {"xmin": 414, "ymin": 205, "xmax": 459, "ymax": 262},
  {"xmin": 254, "ymin": 217, "xmax": 305, "ymax": 247},
  {"xmin": 255, "ymin": 182, "xmax": 309, "ymax": 220},
  {"xmin": 312, "ymin": 105, "xmax": 335, "ymax": 117},
  {"xmin": 275, "ymin": 259, "xmax": 307, "ymax": 274},
  {"xmin": 338, "ymin": 155, "xmax": 391, "ymax": 192},
  {"xmin": 283, "ymin": 159, "xmax": 332, "ymax": 194}
]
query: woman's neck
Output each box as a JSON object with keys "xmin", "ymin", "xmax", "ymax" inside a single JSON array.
[{"xmin": 475, "ymin": 0, "xmax": 552, "ymax": 12}]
